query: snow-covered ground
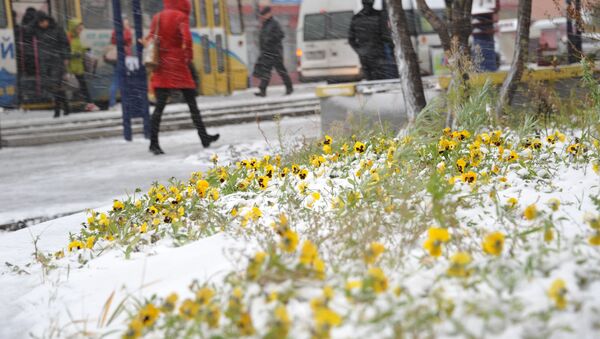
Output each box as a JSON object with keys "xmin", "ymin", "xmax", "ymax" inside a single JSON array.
[{"xmin": 0, "ymin": 115, "xmax": 321, "ymax": 225}]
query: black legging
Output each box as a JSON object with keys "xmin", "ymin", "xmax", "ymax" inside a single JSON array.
[
  {"xmin": 150, "ymin": 88, "xmax": 208, "ymax": 146},
  {"xmin": 75, "ymin": 74, "xmax": 92, "ymax": 102}
]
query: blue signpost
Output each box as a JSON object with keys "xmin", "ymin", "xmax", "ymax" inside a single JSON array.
[{"xmin": 111, "ymin": 0, "xmax": 150, "ymax": 141}]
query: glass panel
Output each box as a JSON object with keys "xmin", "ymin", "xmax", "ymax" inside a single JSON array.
[
  {"xmin": 141, "ymin": 0, "xmax": 163, "ymax": 28},
  {"xmin": 190, "ymin": 0, "xmax": 196, "ymax": 27},
  {"xmin": 227, "ymin": 0, "xmax": 242, "ymax": 34},
  {"xmin": 213, "ymin": 0, "xmax": 221, "ymax": 26},
  {"xmin": 202, "ymin": 34, "xmax": 211, "ymax": 74},
  {"xmin": 216, "ymin": 34, "xmax": 224, "ymax": 73},
  {"xmin": 199, "ymin": 0, "xmax": 207, "ymax": 26},
  {"xmin": 328, "ymin": 11, "xmax": 353, "ymax": 39},
  {"xmin": 0, "ymin": 0, "xmax": 8, "ymax": 28},
  {"xmin": 304, "ymin": 14, "xmax": 326, "ymax": 41},
  {"xmin": 81, "ymin": 0, "xmax": 113, "ymax": 29}
]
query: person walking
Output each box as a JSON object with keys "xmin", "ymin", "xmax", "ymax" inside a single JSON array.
[
  {"xmin": 108, "ymin": 18, "xmax": 133, "ymax": 110},
  {"xmin": 67, "ymin": 19, "xmax": 100, "ymax": 112},
  {"xmin": 144, "ymin": 0, "xmax": 219, "ymax": 155},
  {"xmin": 349, "ymin": 0, "xmax": 396, "ymax": 81},
  {"xmin": 31, "ymin": 11, "xmax": 71, "ymax": 118},
  {"xmin": 253, "ymin": 6, "xmax": 293, "ymax": 97}
]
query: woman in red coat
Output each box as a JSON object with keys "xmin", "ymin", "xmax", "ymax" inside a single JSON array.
[{"xmin": 145, "ymin": 0, "xmax": 219, "ymax": 155}]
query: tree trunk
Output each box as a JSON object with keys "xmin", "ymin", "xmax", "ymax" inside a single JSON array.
[
  {"xmin": 416, "ymin": 0, "xmax": 452, "ymax": 52},
  {"xmin": 450, "ymin": 0, "xmax": 473, "ymax": 54},
  {"xmin": 386, "ymin": 0, "xmax": 427, "ymax": 123},
  {"xmin": 567, "ymin": 0, "xmax": 583, "ymax": 63},
  {"xmin": 495, "ymin": 0, "xmax": 533, "ymax": 118}
]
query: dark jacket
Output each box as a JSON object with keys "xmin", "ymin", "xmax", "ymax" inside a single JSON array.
[
  {"xmin": 254, "ymin": 17, "xmax": 285, "ymax": 79},
  {"xmin": 259, "ymin": 17, "xmax": 285, "ymax": 58},
  {"xmin": 18, "ymin": 8, "xmax": 38, "ymax": 76},
  {"xmin": 31, "ymin": 12, "xmax": 70, "ymax": 92},
  {"xmin": 348, "ymin": 6, "xmax": 392, "ymax": 59}
]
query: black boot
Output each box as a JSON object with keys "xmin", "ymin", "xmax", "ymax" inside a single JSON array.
[
  {"xmin": 201, "ymin": 134, "xmax": 220, "ymax": 148},
  {"xmin": 254, "ymin": 90, "xmax": 266, "ymax": 97},
  {"xmin": 149, "ymin": 143, "xmax": 165, "ymax": 155},
  {"xmin": 54, "ymin": 109, "xmax": 60, "ymax": 118},
  {"xmin": 285, "ymin": 87, "xmax": 294, "ymax": 95}
]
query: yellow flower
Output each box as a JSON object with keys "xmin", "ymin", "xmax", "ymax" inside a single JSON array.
[
  {"xmin": 85, "ymin": 236, "xmax": 95, "ymax": 249},
  {"xmin": 547, "ymin": 198, "xmax": 560, "ymax": 212},
  {"xmin": 461, "ymin": 171, "xmax": 477, "ymax": 184},
  {"xmin": 258, "ymin": 176, "xmax": 269, "ymax": 190},
  {"xmin": 548, "ymin": 279, "xmax": 567, "ymax": 310},
  {"xmin": 456, "ymin": 158, "xmax": 467, "ymax": 173},
  {"xmin": 238, "ymin": 312, "xmax": 255, "ymax": 336},
  {"xmin": 323, "ymin": 144, "xmax": 332, "ymax": 154},
  {"xmin": 179, "ymin": 299, "xmax": 200, "ymax": 320},
  {"xmin": 593, "ymin": 161, "xmax": 599, "ymax": 174},
  {"xmin": 207, "ymin": 303, "xmax": 221, "ymax": 328},
  {"xmin": 300, "ymin": 240, "xmax": 318, "ymax": 266},
  {"xmin": 447, "ymin": 252, "xmax": 472, "ymax": 278},
  {"xmin": 68, "ymin": 240, "xmax": 85, "ymax": 252},
  {"xmin": 123, "ymin": 318, "xmax": 143, "ymax": 339},
  {"xmin": 323, "ymin": 135, "xmax": 333, "ymax": 145},
  {"xmin": 196, "ymin": 180, "xmax": 210, "ymax": 198},
  {"xmin": 506, "ymin": 150, "xmax": 519, "ymax": 162},
  {"xmin": 589, "ymin": 232, "xmax": 600, "ymax": 246},
  {"xmin": 364, "ymin": 242, "xmax": 385, "ymax": 265},
  {"xmin": 437, "ymin": 161, "xmax": 446, "ymax": 173},
  {"xmin": 138, "ymin": 303, "xmax": 159, "ymax": 327},
  {"xmin": 314, "ymin": 258, "xmax": 326, "ymax": 280},
  {"xmin": 280, "ymin": 229, "xmax": 299, "ymax": 253},
  {"xmin": 354, "ymin": 141, "xmax": 366, "ymax": 154},
  {"xmin": 209, "ymin": 188, "xmax": 219, "ymax": 201},
  {"xmin": 314, "ymin": 307, "xmax": 342, "ymax": 329},
  {"xmin": 113, "ymin": 200, "xmax": 124, "ymax": 211},
  {"xmin": 195, "ymin": 287, "xmax": 215, "ymax": 305},
  {"xmin": 482, "ymin": 232, "xmax": 505, "ymax": 256},
  {"xmin": 298, "ymin": 168, "xmax": 309, "ymax": 180},
  {"xmin": 345, "ymin": 280, "xmax": 362, "ymax": 292},
  {"xmin": 161, "ymin": 293, "xmax": 178, "ymax": 313},
  {"xmin": 524, "ymin": 204, "xmax": 538, "ymax": 220},
  {"xmin": 585, "ymin": 213, "xmax": 600, "ymax": 230},
  {"xmin": 544, "ymin": 228, "xmax": 555, "ymax": 243},
  {"xmin": 507, "ymin": 197, "xmax": 518, "ymax": 208},
  {"xmin": 367, "ymin": 267, "xmax": 388, "ymax": 293},
  {"xmin": 423, "ymin": 227, "xmax": 451, "ymax": 257},
  {"xmin": 139, "ymin": 222, "xmax": 148, "ymax": 233}
]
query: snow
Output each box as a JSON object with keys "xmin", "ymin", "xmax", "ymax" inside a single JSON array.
[
  {"xmin": 1, "ymin": 125, "xmax": 599, "ymax": 338},
  {"xmin": 0, "ymin": 115, "xmax": 322, "ymax": 225}
]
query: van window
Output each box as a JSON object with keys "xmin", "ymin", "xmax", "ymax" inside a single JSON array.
[
  {"xmin": 328, "ymin": 11, "xmax": 353, "ymax": 39},
  {"xmin": 304, "ymin": 14, "xmax": 326, "ymax": 41}
]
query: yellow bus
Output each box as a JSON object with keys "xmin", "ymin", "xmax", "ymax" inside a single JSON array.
[{"xmin": 0, "ymin": 0, "xmax": 249, "ymax": 109}]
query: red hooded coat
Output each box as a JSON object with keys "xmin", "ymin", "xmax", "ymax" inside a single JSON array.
[{"xmin": 149, "ymin": 0, "xmax": 196, "ymax": 89}]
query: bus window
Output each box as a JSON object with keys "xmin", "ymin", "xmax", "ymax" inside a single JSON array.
[
  {"xmin": 81, "ymin": 0, "xmax": 113, "ymax": 29},
  {"xmin": 213, "ymin": 0, "xmax": 221, "ymax": 26},
  {"xmin": 202, "ymin": 34, "xmax": 211, "ymax": 73},
  {"xmin": 328, "ymin": 11, "xmax": 353, "ymax": 39},
  {"xmin": 189, "ymin": 0, "xmax": 196, "ymax": 27},
  {"xmin": 141, "ymin": 0, "xmax": 162, "ymax": 27},
  {"xmin": 227, "ymin": 0, "xmax": 242, "ymax": 34},
  {"xmin": 216, "ymin": 34, "xmax": 224, "ymax": 73},
  {"xmin": 0, "ymin": 1, "xmax": 8, "ymax": 28},
  {"xmin": 198, "ymin": 0, "xmax": 207, "ymax": 27},
  {"xmin": 304, "ymin": 14, "xmax": 326, "ymax": 41}
]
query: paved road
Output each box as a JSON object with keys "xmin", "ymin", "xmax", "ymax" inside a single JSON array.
[{"xmin": 0, "ymin": 115, "xmax": 321, "ymax": 226}]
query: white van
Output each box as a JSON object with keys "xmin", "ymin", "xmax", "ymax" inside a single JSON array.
[
  {"xmin": 296, "ymin": 0, "xmax": 444, "ymax": 82},
  {"xmin": 296, "ymin": 0, "xmax": 498, "ymax": 82}
]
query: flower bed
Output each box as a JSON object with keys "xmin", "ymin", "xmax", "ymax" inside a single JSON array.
[{"xmin": 43, "ymin": 125, "xmax": 600, "ymax": 338}]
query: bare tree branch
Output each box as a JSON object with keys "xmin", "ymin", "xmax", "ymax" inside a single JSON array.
[{"xmin": 416, "ymin": 0, "xmax": 452, "ymax": 52}]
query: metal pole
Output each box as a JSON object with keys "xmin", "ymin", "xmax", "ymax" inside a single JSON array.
[
  {"xmin": 111, "ymin": 0, "xmax": 132, "ymax": 141},
  {"xmin": 131, "ymin": 0, "xmax": 150, "ymax": 139}
]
